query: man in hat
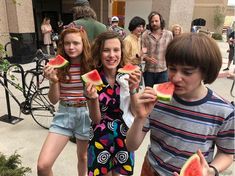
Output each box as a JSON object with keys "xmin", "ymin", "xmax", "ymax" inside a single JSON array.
[{"xmin": 108, "ymin": 16, "xmax": 126, "ymax": 39}]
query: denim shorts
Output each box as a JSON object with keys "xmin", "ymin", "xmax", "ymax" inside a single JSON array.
[{"xmin": 49, "ymin": 103, "xmax": 91, "ymax": 140}]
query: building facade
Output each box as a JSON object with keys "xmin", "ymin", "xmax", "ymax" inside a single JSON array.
[{"xmin": 0, "ymin": 0, "xmax": 233, "ymax": 63}]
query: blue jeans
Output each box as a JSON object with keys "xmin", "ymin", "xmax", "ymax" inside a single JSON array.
[{"xmin": 143, "ymin": 70, "xmax": 168, "ymax": 87}]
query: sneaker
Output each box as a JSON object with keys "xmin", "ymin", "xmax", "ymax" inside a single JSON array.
[{"xmin": 223, "ymin": 68, "xmax": 229, "ymax": 71}]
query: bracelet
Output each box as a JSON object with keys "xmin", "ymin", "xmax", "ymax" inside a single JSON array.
[
  {"xmin": 209, "ymin": 165, "xmax": 219, "ymax": 176},
  {"xmin": 129, "ymin": 88, "xmax": 138, "ymax": 95}
]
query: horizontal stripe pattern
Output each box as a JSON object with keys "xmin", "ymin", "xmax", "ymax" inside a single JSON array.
[
  {"xmin": 144, "ymin": 88, "xmax": 235, "ymax": 176},
  {"xmin": 60, "ymin": 65, "xmax": 86, "ymax": 102}
]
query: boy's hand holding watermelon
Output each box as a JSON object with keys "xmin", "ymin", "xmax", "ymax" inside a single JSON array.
[
  {"xmin": 133, "ymin": 87, "xmax": 158, "ymax": 119},
  {"xmin": 173, "ymin": 149, "xmax": 217, "ymax": 176}
]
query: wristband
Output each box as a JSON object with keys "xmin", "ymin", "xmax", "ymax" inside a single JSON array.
[
  {"xmin": 129, "ymin": 88, "xmax": 138, "ymax": 95},
  {"xmin": 209, "ymin": 165, "xmax": 219, "ymax": 176}
]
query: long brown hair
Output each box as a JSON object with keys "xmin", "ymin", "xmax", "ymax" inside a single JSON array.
[
  {"xmin": 91, "ymin": 31, "xmax": 128, "ymax": 72},
  {"xmin": 57, "ymin": 27, "xmax": 92, "ymax": 82}
]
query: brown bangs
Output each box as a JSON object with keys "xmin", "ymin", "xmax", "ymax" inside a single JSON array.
[{"xmin": 165, "ymin": 33, "xmax": 222, "ymax": 84}]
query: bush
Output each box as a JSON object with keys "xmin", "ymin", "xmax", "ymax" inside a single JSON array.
[
  {"xmin": 0, "ymin": 152, "xmax": 31, "ymax": 176},
  {"xmin": 211, "ymin": 33, "xmax": 223, "ymax": 40}
]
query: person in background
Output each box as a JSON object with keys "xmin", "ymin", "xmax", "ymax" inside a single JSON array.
[
  {"xmin": 37, "ymin": 27, "xmax": 92, "ymax": 176},
  {"xmin": 226, "ymin": 26, "xmax": 233, "ymax": 41},
  {"xmin": 41, "ymin": 17, "xmax": 53, "ymax": 55},
  {"xmin": 126, "ymin": 33, "xmax": 235, "ymax": 176},
  {"xmin": 223, "ymin": 30, "xmax": 234, "ymax": 71},
  {"xmin": 57, "ymin": 19, "xmax": 64, "ymax": 34},
  {"xmin": 84, "ymin": 31, "xmax": 141, "ymax": 176},
  {"xmin": 74, "ymin": 0, "xmax": 90, "ymax": 6},
  {"xmin": 108, "ymin": 16, "xmax": 126, "ymax": 39},
  {"xmin": 171, "ymin": 24, "xmax": 183, "ymax": 37},
  {"xmin": 123, "ymin": 16, "xmax": 146, "ymax": 65},
  {"xmin": 142, "ymin": 11, "xmax": 173, "ymax": 87},
  {"xmin": 67, "ymin": 1, "xmax": 107, "ymax": 43}
]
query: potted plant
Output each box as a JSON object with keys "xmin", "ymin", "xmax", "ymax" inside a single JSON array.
[{"xmin": 0, "ymin": 152, "xmax": 31, "ymax": 176}]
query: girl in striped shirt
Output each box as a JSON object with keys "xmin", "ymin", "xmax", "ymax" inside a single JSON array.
[{"xmin": 38, "ymin": 27, "xmax": 92, "ymax": 176}]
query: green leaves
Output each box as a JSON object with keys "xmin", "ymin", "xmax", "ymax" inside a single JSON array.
[
  {"xmin": 0, "ymin": 59, "xmax": 10, "ymax": 73},
  {"xmin": 0, "ymin": 152, "xmax": 31, "ymax": 176}
]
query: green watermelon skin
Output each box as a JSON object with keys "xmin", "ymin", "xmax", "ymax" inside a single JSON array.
[
  {"xmin": 47, "ymin": 55, "xmax": 69, "ymax": 69},
  {"xmin": 117, "ymin": 64, "xmax": 139, "ymax": 73},
  {"xmin": 153, "ymin": 82, "xmax": 175, "ymax": 103},
  {"xmin": 81, "ymin": 69, "xmax": 103, "ymax": 86},
  {"xmin": 180, "ymin": 153, "xmax": 202, "ymax": 176}
]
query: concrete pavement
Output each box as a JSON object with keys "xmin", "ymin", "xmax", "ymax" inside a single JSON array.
[{"xmin": 0, "ymin": 40, "xmax": 234, "ymax": 176}]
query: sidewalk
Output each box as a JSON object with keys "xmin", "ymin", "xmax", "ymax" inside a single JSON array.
[{"xmin": 0, "ymin": 40, "xmax": 234, "ymax": 176}]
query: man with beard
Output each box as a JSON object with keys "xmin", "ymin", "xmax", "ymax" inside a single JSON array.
[{"xmin": 142, "ymin": 11, "xmax": 173, "ymax": 87}]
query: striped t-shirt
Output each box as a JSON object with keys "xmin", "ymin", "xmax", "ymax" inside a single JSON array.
[
  {"xmin": 59, "ymin": 64, "xmax": 86, "ymax": 102},
  {"xmin": 143, "ymin": 88, "xmax": 235, "ymax": 176}
]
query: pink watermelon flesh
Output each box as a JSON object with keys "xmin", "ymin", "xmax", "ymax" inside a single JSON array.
[
  {"xmin": 47, "ymin": 55, "xmax": 69, "ymax": 68},
  {"xmin": 118, "ymin": 64, "xmax": 139, "ymax": 73},
  {"xmin": 180, "ymin": 154, "xmax": 202, "ymax": 176},
  {"xmin": 81, "ymin": 69, "xmax": 103, "ymax": 86},
  {"xmin": 153, "ymin": 82, "xmax": 175, "ymax": 102}
]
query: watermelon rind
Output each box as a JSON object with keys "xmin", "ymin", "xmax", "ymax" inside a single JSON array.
[
  {"xmin": 81, "ymin": 69, "xmax": 103, "ymax": 86},
  {"xmin": 180, "ymin": 153, "xmax": 202, "ymax": 176},
  {"xmin": 47, "ymin": 55, "xmax": 69, "ymax": 69},
  {"xmin": 117, "ymin": 64, "xmax": 139, "ymax": 74},
  {"xmin": 153, "ymin": 82, "xmax": 174, "ymax": 103}
]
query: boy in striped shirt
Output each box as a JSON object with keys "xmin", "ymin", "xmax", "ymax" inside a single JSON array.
[{"xmin": 127, "ymin": 33, "xmax": 235, "ymax": 176}]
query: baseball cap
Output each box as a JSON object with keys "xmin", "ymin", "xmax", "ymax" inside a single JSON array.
[
  {"xmin": 74, "ymin": 0, "xmax": 90, "ymax": 6},
  {"xmin": 111, "ymin": 16, "xmax": 119, "ymax": 22}
]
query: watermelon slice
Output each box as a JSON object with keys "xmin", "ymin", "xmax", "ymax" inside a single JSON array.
[
  {"xmin": 153, "ymin": 82, "xmax": 175, "ymax": 103},
  {"xmin": 180, "ymin": 153, "xmax": 202, "ymax": 176},
  {"xmin": 81, "ymin": 69, "xmax": 103, "ymax": 86},
  {"xmin": 47, "ymin": 55, "xmax": 69, "ymax": 68},
  {"xmin": 117, "ymin": 64, "xmax": 139, "ymax": 73}
]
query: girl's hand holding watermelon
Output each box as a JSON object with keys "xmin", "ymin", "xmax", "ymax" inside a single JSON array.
[
  {"xmin": 84, "ymin": 82, "xmax": 99, "ymax": 100},
  {"xmin": 127, "ymin": 70, "xmax": 142, "ymax": 92},
  {"xmin": 43, "ymin": 65, "xmax": 59, "ymax": 84}
]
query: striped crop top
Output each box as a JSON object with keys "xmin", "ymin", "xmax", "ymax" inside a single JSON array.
[{"xmin": 59, "ymin": 64, "xmax": 86, "ymax": 102}]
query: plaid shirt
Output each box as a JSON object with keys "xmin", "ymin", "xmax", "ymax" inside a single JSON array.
[{"xmin": 142, "ymin": 29, "xmax": 173, "ymax": 72}]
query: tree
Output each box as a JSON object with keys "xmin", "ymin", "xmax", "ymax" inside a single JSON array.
[{"xmin": 213, "ymin": 6, "xmax": 225, "ymax": 32}]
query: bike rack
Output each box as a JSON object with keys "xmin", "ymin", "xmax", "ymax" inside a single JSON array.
[{"xmin": 0, "ymin": 64, "xmax": 25, "ymax": 124}]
